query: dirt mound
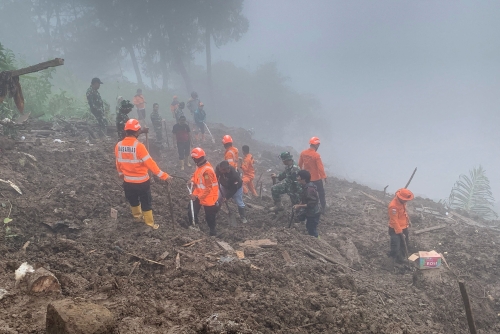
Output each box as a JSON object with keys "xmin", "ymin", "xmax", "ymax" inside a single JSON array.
[{"xmin": 0, "ymin": 120, "xmax": 499, "ymax": 333}]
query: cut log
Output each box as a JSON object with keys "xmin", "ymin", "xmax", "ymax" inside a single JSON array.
[
  {"xmin": 216, "ymin": 241, "xmax": 234, "ymax": 252},
  {"xmin": 27, "ymin": 267, "xmax": 61, "ymax": 293},
  {"xmin": 11, "ymin": 58, "xmax": 64, "ymax": 77},
  {"xmin": 414, "ymin": 225, "xmax": 447, "ymax": 235}
]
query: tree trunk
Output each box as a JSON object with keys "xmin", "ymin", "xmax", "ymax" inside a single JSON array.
[
  {"xmin": 173, "ymin": 50, "xmax": 193, "ymax": 95},
  {"xmin": 160, "ymin": 49, "xmax": 169, "ymax": 91},
  {"xmin": 205, "ymin": 26, "xmax": 213, "ymax": 99},
  {"xmin": 127, "ymin": 45, "xmax": 144, "ymax": 86}
]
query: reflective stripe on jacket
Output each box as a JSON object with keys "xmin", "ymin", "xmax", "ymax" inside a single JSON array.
[
  {"xmin": 224, "ymin": 147, "xmax": 239, "ymax": 168},
  {"xmin": 388, "ymin": 196, "xmax": 409, "ymax": 234},
  {"xmin": 191, "ymin": 162, "xmax": 218, "ymax": 206},
  {"xmin": 115, "ymin": 137, "xmax": 168, "ymax": 183},
  {"xmin": 298, "ymin": 148, "xmax": 326, "ymax": 182}
]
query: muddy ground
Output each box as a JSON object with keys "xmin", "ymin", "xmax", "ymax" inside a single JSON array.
[{"xmin": 0, "ymin": 120, "xmax": 499, "ymax": 333}]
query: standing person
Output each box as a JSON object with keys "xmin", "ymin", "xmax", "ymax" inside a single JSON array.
[
  {"xmin": 222, "ymin": 135, "xmax": 238, "ymax": 169},
  {"xmin": 150, "ymin": 103, "xmax": 163, "ymax": 142},
  {"xmin": 86, "ymin": 77, "xmax": 108, "ymax": 137},
  {"xmin": 188, "ymin": 148, "xmax": 219, "ymax": 236},
  {"xmin": 174, "ymin": 101, "xmax": 185, "ymax": 123},
  {"xmin": 116, "ymin": 96, "xmax": 124, "ymax": 113},
  {"xmin": 170, "ymin": 95, "xmax": 179, "ymax": 119},
  {"xmin": 116, "ymin": 100, "xmax": 134, "ymax": 141},
  {"xmin": 387, "ymin": 189, "xmax": 414, "ymax": 263},
  {"xmin": 294, "ymin": 170, "xmax": 321, "ymax": 238},
  {"xmin": 133, "ymin": 89, "xmax": 147, "ymax": 125},
  {"xmin": 172, "ymin": 115, "xmax": 191, "ymax": 170},
  {"xmin": 186, "ymin": 91, "xmax": 199, "ymax": 118},
  {"xmin": 239, "ymin": 145, "xmax": 258, "ymax": 196},
  {"xmin": 216, "ymin": 160, "xmax": 247, "ymax": 223},
  {"xmin": 269, "ymin": 152, "xmax": 301, "ymax": 212},
  {"xmin": 115, "ymin": 119, "xmax": 171, "ymax": 229},
  {"xmin": 193, "ymin": 102, "xmax": 206, "ymax": 141},
  {"xmin": 298, "ymin": 137, "xmax": 327, "ymax": 212}
]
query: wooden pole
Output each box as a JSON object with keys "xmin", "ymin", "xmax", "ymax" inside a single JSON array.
[
  {"xmin": 10, "ymin": 58, "xmax": 64, "ymax": 77},
  {"xmin": 458, "ymin": 280, "xmax": 477, "ymax": 334},
  {"xmin": 404, "ymin": 167, "xmax": 417, "ymax": 189}
]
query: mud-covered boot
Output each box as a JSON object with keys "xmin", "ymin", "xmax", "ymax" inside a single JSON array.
[
  {"xmin": 238, "ymin": 207, "xmax": 248, "ymax": 223},
  {"xmin": 269, "ymin": 201, "xmax": 284, "ymax": 212},
  {"xmin": 184, "ymin": 156, "xmax": 192, "ymax": 167},
  {"xmin": 180, "ymin": 159, "xmax": 185, "ymax": 171},
  {"xmin": 143, "ymin": 210, "xmax": 159, "ymax": 229},
  {"xmin": 131, "ymin": 205, "xmax": 143, "ymax": 222}
]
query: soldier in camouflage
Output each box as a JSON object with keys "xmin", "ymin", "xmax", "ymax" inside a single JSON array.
[
  {"xmin": 86, "ymin": 77, "xmax": 108, "ymax": 137},
  {"xmin": 269, "ymin": 152, "xmax": 302, "ymax": 212},
  {"xmin": 150, "ymin": 103, "xmax": 163, "ymax": 141},
  {"xmin": 116, "ymin": 100, "xmax": 134, "ymax": 140}
]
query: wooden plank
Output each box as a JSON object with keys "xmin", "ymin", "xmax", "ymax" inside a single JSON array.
[
  {"xmin": 125, "ymin": 252, "xmax": 165, "ymax": 266},
  {"xmin": 216, "ymin": 241, "xmax": 234, "ymax": 252},
  {"xmin": 235, "ymin": 250, "xmax": 245, "ymax": 259},
  {"xmin": 306, "ymin": 247, "xmax": 356, "ymax": 272},
  {"xmin": 158, "ymin": 251, "xmax": 169, "ymax": 260},
  {"xmin": 239, "ymin": 239, "xmax": 278, "ymax": 248},
  {"xmin": 281, "ymin": 250, "xmax": 292, "ymax": 263},
  {"xmin": 182, "ymin": 238, "xmax": 205, "ymax": 247},
  {"xmin": 414, "ymin": 225, "xmax": 447, "ymax": 235}
]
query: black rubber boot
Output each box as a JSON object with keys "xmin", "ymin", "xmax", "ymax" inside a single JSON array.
[{"xmin": 238, "ymin": 207, "xmax": 248, "ymax": 223}]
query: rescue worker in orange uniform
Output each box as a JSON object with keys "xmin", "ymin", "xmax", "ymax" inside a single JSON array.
[
  {"xmin": 299, "ymin": 136, "xmax": 327, "ymax": 212},
  {"xmin": 388, "ymin": 188, "xmax": 414, "ymax": 263},
  {"xmin": 189, "ymin": 148, "xmax": 219, "ymax": 236},
  {"xmin": 132, "ymin": 89, "xmax": 147, "ymax": 124},
  {"xmin": 115, "ymin": 119, "xmax": 171, "ymax": 229},
  {"xmin": 222, "ymin": 135, "xmax": 238, "ymax": 169},
  {"xmin": 239, "ymin": 145, "xmax": 258, "ymax": 196}
]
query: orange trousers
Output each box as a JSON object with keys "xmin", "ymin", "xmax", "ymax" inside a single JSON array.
[{"xmin": 242, "ymin": 175, "xmax": 258, "ymax": 196}]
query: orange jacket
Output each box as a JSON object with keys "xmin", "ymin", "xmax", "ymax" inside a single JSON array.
[
  {"xmin": 298, "ymin": 148, "xmax": 326, "ymax": 182},
  {"xmin": 241, "ymin": 153, "xmax": 255, "ymax": 179},
  {"xmin": 388, "ymin": 196, "xmax": 409, "ymax": 234},
  {"xmin": 224, "ymin": 146, "xmax": 239, "ymax": 168},
  {"xmin": 191, "ymin": 161, "xmax": 219, "ymax": 206},
  {"xmin": 133, "ymin": 94, "xmax": 146, "ymax": 109},
  {"xmin": 115, "ymin": 137, "xmax": 168, "ymax": 183}
]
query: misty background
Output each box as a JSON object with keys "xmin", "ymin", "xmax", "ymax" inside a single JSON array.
[{"xmin": 0, "ymin": 0, "xmax": 498, "ymax": 206}]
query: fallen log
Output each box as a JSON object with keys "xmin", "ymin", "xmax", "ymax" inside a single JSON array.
[
  {"xmin": 11, "ymin": 58, "xmax": 64, "ymax": 77},
  {"xmin": 306, "ymin": 247, "xmax": 356, "ymax": 272},
  {"xmin": 26, "ymin": 267, "xmax": 61, "ymax": 293},
  {"xmin": 414, "ymin": 225, "xmax": 447, "ymax": 235}
]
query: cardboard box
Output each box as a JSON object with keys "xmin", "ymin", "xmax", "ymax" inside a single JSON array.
[{"xmin": 408, "ymin": 250, "xmax": 442, "ymax": 269}]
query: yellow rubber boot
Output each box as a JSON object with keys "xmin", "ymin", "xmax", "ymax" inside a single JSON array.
[
  {"xmin": 131, "ymin": 205, "xmax": 143, "ymax": 221},
  {"xmin": 143, "ymin": 210, "xmax": 159, "ymax": 229},
  {"xmin": 184, "ymin": 156, "xmax": 191, "ymax": 167}
]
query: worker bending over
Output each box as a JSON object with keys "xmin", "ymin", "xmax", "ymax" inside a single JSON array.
[
  {"xmin": 216, "ymin": 160, "xmax": 247, "ymax": 223},
  {"xmin": 388, "ymin": 188, "xmax": 414, "ymax": 263}
]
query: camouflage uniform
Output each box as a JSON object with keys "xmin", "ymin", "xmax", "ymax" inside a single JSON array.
[
  {"xmin": 150, "ymin": 109, "xmax": 163, "ymax": 141},
  {"xmin": 271, "ymin": 160, "xmax": 301, "ymax": 205},
  {"xmin": 115, "ymin": 100, "xmax": 134, "ymax": 140},
  {"xmin": 86, "ymin": 86, "xmax": 108, "ymax": 134}
]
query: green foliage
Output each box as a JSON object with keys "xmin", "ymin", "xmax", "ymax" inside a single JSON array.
[
  {"xmin": 448, "ymin": 165, "xmax": 498, "ymax": 219},
  {"xmin": 0, "ymin": 42, "xmax": 15, "ymax": 71}
]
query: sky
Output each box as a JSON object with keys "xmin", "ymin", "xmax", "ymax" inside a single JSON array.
[{"xmin": 198, "ymin": 0, "xmax": 500, "ymax": 202}]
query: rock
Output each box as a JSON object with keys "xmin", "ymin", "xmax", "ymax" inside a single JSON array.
[
  {"xmin": 26, "ymin": 267, "xmax": 61, "ymax": 293},
  {"xmin": 46, "ymin": 299, "xmax": 115, "ymax": 334}
]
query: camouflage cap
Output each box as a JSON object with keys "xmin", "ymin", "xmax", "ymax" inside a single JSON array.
[
  {"xmin": 120, "ymin": 100, "xmax": 134, "ymax": 110},
  {"xmin": 280, "ymin": 151, "xmax": 293, "ymax": 161}
]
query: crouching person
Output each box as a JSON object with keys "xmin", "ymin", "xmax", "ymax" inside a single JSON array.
[{"xmin": 294, "ymin": 170, "xmax": 321, "ymax": 238}]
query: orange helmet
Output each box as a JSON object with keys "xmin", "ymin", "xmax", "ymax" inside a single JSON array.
[
  {"xmin": 191, "ymin": 147, "xmax": 206, "ymax": 159},
  {"xmin": 396, "ymin": 188, "xmax": 414, "ymax": 201},
  {"xmin": 222, "ymin": 135, "xmax": 233, "ymax": 144},
  {"xmin": 309, "ymin": 136, "xmax": 320, "ymax": 145},
  {"xmin": 124, "ymin": 119, "xmax": 141, "ymax": 131}
]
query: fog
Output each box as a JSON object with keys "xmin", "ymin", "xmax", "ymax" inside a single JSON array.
[
  {"xmin": 1, "ymin": 0, "xmax": 498, "ymax": 203},
  {"xmin": 200, "ymin": 0, "xmax": 500, "ymax": 201}
]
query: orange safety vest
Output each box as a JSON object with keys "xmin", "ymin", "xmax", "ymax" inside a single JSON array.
[
  {"xmin": 388, "ymin": 196, "xmax": 409, "ymax": 234},
  {"xmin": 241, "ymin": 153, "xmax": 255, "ymax": 179},
  {"xmin": 115, "ymin": 137, "xmax": 168, "ymax": 183},
  {"xmin": 192, "ymin": 161, "xmax": 219, "ymax": 206},
  {"xmin": 298, "ymin": 147, "xmax": 326, "ymax": 182},
  {"xmin": 224, "ymin": 146, "xmax": 239, "ymax": 168}
]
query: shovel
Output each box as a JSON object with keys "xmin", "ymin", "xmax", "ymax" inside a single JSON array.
[
  {"xmin": 187, "ymin": 183, "xmax": 199, "ymax": 230},
  {"xmin": 203, "ymin": 122, "xmax": 215, "ymax": 143},
  {"xmin": 225, "ymin": 201, "xmax": 237, "ymax": 227}
]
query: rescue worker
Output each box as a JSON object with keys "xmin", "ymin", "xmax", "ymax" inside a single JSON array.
[
  {"xmin": 294, "ymin": 170, "xmax": 321, "ymax": 238},
  {"xmin": 216, "ymin": 160, "xmax": 247, "ymax": 223},
  {"xmin": 193, "ymin": 102, "xmax": 206, "ymax": 141},
  {"xmin": 115, "ymin": 119, "xmax": 171, "ymax": 229},
  {"xmin": 133, "ymin": 88, "xmax": 147, "ymax": 124},
  {"xmin": 298, "ymin": 136, "xmax": 327, "ymax": 212},
  {"xmin": 86, "ymin": 77, "xmax": 107, "ymax": 137},
  {"xmin": 239, "ymin": 145, "xmax": 258, "ymax": 196},
  {"xmin": 188, "ymin": 148, "xmax": 219, "ymax": 236},
  {"xmin": 186, "ymin": 91, "xmax": 199, "ymax": 118},
  {"xmin": 269, "ymin": 152, "xmax": 301, "ymax": 212},
  {"xmin": 170, "ymin": 95, "xmax": 179, "ymax": 119},
  {"xmin": 222, "ymin": 135, "xmax": 238, "ymax": 169},
  {"xmin": 388, "ymin": 188, "xmax": 414, "ymax": 263},
  {"xmin": 116, "ymin": 100, "xmax": 134, "ymax": 141},
  {"xmin": 174, "ymin": 101, "xmax": 185, "ymax": 123},
  {"xmin": 150, "ymin": 103, "xmax": 163, "ymax": 142},
  {"xmin": 172, "ymin": 115, "xmax": 191, "ymax": 170}
]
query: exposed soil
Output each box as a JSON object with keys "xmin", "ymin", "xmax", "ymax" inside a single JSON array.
[{"xmin": 0, "ymin": 120, "xmax": 499, "ymax": 333}]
